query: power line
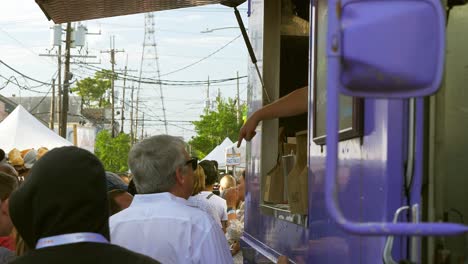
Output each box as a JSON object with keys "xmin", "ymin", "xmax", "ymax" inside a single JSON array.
[
  {"xmin": 0, "ymin": 28, "xmax": 57, "ymax": 67},
  {"xmin": 29, "ymin": 71, "xmax": 58, "ymax": 112},
  {"xmin": 74, "ymin": 37, "xmax": 247, "ymax": 83},
  {"xmin": 160, "ymin": 34, "xmax": 242, "ymax": 77},
  {"xmin": 0, "ymin": 60, "xmax": 53, "ymax": 85},
  {"xmin": 0, "ymin": 74, "xmax": 50, "ymax": 94},
  {"xmin": 73, "ymin": 61, "xmax": 247, "ymax": 85},
  {"xmin": 132, "ymin": 119, "xmax": 194, "ymax": 123},
  {"xmin": 30, "ymin": 86, "xmax": 53, "ymax": 112}
]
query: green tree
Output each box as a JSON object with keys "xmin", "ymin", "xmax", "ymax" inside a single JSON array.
[
  {"xmin": 95, "ymin": 130, "xmax": 131, "ymax": 172},
  {"xmin": 189, "ymin": 96, "xmax": 246, "ymax": 158},
  {"xmin": 71, "ymin": 70, "xmax": 113, "ymax": 108}
]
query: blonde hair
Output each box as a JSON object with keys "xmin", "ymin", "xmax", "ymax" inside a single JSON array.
[
  {"xmin": 192, "ymin": 165, "xmax": 206, "ymax": 196},
  {"xmin": 220, "ymin": 174, "xmax": 236, "ymax": 190}
]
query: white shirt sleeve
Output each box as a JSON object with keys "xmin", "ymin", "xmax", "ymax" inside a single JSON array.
[{"xmin": 197, "ymin": 221, "xmax": 233, "ymax": 264}]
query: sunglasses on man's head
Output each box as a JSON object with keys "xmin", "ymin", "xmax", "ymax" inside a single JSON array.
[{"xmin": 185, "ymin": 157, "xmax": 198, "ymax": 171}]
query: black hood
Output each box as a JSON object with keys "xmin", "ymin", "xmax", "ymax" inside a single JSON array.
[{"xmin": 9, "ymin": 146, "xmax": 110, "ymax": 249}]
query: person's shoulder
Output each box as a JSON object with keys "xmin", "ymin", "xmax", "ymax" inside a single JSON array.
[
  {"xmin": 212, "ymin": 193, "xmax": 226, "ymax": 202},
  {"xmin": 7, "ymin": 250, "xmax": 40, "ymax": 264},
  {"xmin": 210, "ymin": 193, "xmax": 227, "ymax": 206},
  {"xmin": 184, "ymin": 203, "xmax": 218, "ymax": 225},
  {"xmin": 8, "ymin": 243, "xmax": 161, "ymax": 264},
  {"xmin": 187, "ymin": 194, "xmax": 203, "ymax": 203},
  {"xmin": 184, "ymin": 201, "xmax": 212, "ymax": 217},
  {"xmin": 0, "ymin": 247, "xmax": 16, "ymax": 263},
  {"xmin": 109, "ymin": 207, "xmax": 134, "ymax": 225}
]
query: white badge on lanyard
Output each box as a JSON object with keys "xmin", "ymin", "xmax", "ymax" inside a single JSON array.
[{"xmin": 36, "ymin": 232, "xmax": 109, "ymax": 249}]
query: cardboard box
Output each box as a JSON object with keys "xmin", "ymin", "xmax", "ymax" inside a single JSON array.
[{"xmin": 263, "ymin": 164, "xmax": 285, "ymax": 204}]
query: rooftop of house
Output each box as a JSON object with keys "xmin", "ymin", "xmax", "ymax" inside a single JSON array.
[{"xmin": 8, "ymin": 96, "xmax": 84, "ymax": 124}]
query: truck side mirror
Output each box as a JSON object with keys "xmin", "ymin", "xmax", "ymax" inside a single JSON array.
[{"xmin": 331, "ymin": 0, "xmax": 445, "ymax": 98}]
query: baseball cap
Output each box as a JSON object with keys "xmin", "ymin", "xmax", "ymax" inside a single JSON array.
[{"xmin": 23, "ymin": 149, "xmax": 38, "ymax": 169}]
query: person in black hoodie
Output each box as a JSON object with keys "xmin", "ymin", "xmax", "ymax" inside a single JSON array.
[{"xmin": 8, "ymin": 146, "xmax": 160, "ymax": 264}]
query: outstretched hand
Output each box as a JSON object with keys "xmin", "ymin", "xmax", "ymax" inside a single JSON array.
[{"xmin": 237, "ymin": 114, "xmax": 260, "ymax": 148}]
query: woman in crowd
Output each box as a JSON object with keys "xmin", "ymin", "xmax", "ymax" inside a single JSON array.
[
  {"xmin": 224, "ymin": 170, "xmax": 246, "ymax": 262},
  {"xmin": 188, "ymin": 164, "xmax": 227, "ymax": 232}
]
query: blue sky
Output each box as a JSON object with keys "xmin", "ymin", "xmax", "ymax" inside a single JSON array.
[{"xmin": 0, "ymin": 1, "xmax": 249, "ymax": 141}]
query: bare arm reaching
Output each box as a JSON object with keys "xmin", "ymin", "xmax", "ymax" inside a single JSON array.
[{"xmin": 237, "ymin": 86, "xmax": 308, "ymax": 147}]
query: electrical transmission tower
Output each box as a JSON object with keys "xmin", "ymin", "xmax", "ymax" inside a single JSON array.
[{"xmin": 136, "ymin": 13, "xmax": 168, "ymax": 139}]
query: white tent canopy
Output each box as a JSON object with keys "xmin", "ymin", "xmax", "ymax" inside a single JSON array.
[
  {"xmin": 0, "ymin": 105, "xmax": 72, "ymax": 152},
  {"xmin": 201, "ymin": 137, "xmax": 234, "ymax": 169}
]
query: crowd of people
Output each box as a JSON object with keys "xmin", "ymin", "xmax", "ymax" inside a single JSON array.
[{"xmin": 0, "ymin": 134, "xmax": 288, "ymax": 264}]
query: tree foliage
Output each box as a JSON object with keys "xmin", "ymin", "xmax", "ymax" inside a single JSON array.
[
  {"xmin": 189, "ymin": 96, "xmax": 246, "ymax": 158},
  {"xmin": 94, "ymin": 130, "xmax": 131, "ymax": 173},
  {"xmin": 71, "ymin": 70, "xmax": 113, "ymax": 108}
]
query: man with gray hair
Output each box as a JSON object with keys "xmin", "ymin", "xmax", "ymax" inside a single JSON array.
[{"xmin": 109, "ymin": 135, "xmax": 233, "ymax": 264}]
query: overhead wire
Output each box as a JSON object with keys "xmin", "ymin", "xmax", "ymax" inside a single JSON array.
[
  {"xmin": 0, "ymin": 29, "xmax": 57, "ymax": 66},
  {"xmin": 0, "ymin": 60, "xmax": 53, "ymax": 85},
  {"xmin": 118, "ymin": 99, "xmax": 197, "ymax": 133},
  {"xmin": 29, "ymin": 86, "xmax": 53, "ymax": 112},
  {"xmin": 160, "ymin": 34, "xmax": 242, "ymax": 77},
  {"xmin": 29, "ymin": 70, "xmax": 59, "ymax": 112},
  {"xmin": 0, "ymin": 74, "xmax": 50, "ymax": 94},
  {"xmin": 73, "ymin": 61, "xmax": 247, "ymax": 85},
  {"xmin": 71, "ymin": 33, "xmax": 245, "ymax": 82}
]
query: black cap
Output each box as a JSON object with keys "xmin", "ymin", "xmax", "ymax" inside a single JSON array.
[{"xmin": 9, "ymin": 146, "xmax": 110, "ymax": 249}]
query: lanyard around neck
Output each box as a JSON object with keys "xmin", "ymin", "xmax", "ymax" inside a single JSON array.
[{"xmin": 36, "ymin": 232, "xmax": 109, "ymax": 249}]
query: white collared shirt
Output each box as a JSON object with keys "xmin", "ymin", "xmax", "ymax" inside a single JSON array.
[
  {"xmin": 187, "ymin": 191, "xmax": 228, "ymax": 228},
  {"xmin": 109, "ymin": 192, "xmax": 233, "ymax": 264}
]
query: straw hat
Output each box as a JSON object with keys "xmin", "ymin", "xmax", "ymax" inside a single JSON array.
[{"xmin": 8, "ymin": 148, "xmax": 24, "ymax": 166}]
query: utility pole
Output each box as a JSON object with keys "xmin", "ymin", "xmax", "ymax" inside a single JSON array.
[
  {"xmin": 101, "ymin": 36, "xmax": 124, "ymax": 137},
  {"xmin": 120, "ymin": 56, "xmax": 128, "ymax": 134},
  {"xmin": 49, "ymin": 79, "xmax": 56, "ymax": 129},
  {"xmin": 130, "ymin": 84, "xmax": 135, "ymax": 144},
  {"xmin": 60, "ymin": 22, "xmax": 72, "ymax": 139},
  {"xmin": 141, "ymin": 113, "xmax": 145, "ymax": 140},
  {"xmin": 111, "ymin": 47, "xmax": 115, "ymax": 137},
  {"xmin": 111, "ymin": 48, "xmax": 115, "ymax": 137},
  {"xmin": 237, "ymin": 71, "xmax": 241, "ymax": 124},
  {"xmin": 40, "ymin": 24, "xmax": 97, "ymax": 135},
  {"xmin": 40, "ymin": 44, "xmax": 96, "ymax": 134},
  {"xmin": 135, "ymin": 92, "xmax": 140, "ymax": 143},
  {"xmin": 57, "ymin": 45, "xmax": 62, "ymax": 134},
  {"xmin": 205, "ymin": 76, "xmax": 210, "ymax": 111}
]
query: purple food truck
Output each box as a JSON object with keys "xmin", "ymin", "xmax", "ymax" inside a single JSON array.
[{"xmin": 241, "ymin": 0, "xmax": 468, "ymax": 263}]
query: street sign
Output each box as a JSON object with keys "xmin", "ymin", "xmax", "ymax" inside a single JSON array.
[{"xmin": 226, "ymin": 147, "xmax": 241, "ymax": 166}]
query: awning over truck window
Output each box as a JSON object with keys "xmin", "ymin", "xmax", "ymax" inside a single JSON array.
[{"xmin": 35, "ymin": 0, "xmax": 225, "ymax": 23}]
